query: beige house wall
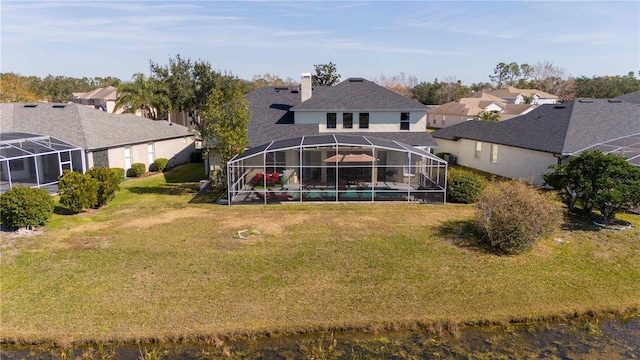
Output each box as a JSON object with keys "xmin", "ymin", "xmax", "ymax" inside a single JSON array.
[
  {"xmin": 88, "ymin": 136, "xmax": 194, "ymax": 171},
  {"xmin": 436, "ymin": 138, "xmax": 558, "ymax": 186}
]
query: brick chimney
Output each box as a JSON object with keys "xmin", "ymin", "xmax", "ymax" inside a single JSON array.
[{"xmin": 301, "ymin": 72, "xmax": 312, "ymax": 102}]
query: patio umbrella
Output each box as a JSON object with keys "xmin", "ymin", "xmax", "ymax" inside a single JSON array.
[{"xmin": 323, "ymin": 153, "xmax": 378, "ymax": 163}]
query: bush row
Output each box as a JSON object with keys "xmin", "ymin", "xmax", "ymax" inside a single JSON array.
[{"xmin": 58, "ymin": 167, "xmax": 122, "ymax": 214}]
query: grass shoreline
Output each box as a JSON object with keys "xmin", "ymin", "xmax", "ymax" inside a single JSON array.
[{"xmin": 2, "ymin": 164, "xmax": 639, "ymax": 347}]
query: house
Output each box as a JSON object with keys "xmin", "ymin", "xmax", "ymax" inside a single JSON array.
[
  {"xmin": 246, "ymin": 73, "xmax": 437, "ymax": 149},
  {"xmin": 72, "ymin": 86, "xmax": 119, "ymax": 113},
  {"xmin": 487, "ymin": 86, "xmax": 558, "ymax": 105},
  {"xmin": 225, "ymin": 74, "xmax": 447, "ymax": 204},
  {"xmin": 0, "ymin": 102, "xmax": 195, "ymax": 192},
  {"xmin": 431, "ymin": 99, "xmax": 640, "ymax": 186},
  {"xmin": 426, "ymin": 92, "xmax": 534, "ymax": 129}
]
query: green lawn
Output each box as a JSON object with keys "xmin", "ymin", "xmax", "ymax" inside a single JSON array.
[{"xmin": 2, "ymin": 163, "xmax": 639, "ymax": 346}]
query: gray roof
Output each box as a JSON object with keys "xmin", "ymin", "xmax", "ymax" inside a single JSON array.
[
  {"xmin": 0, "ymin": 103, "xmax": 192, "ymax": 150},
  {"xmin": 231, "ymin": 134, "xmax": 446, "ymax": 164},
  {"xmin": 615, "ymin": 90, "xmax": 640, "ymax": 104},
  {"xmin": 246, "ymin": 82, "xmax": 436, "ymax": 148},
  {"xmin": 291, "ymin": 78, "xmax": 429, "ymax": 111},
  {"xmin": 432, "ymin": 99, "xmax": 640, "ymax": 154}
]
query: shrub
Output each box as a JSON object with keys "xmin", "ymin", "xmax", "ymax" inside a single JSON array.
[
  {"xmin": 542, "ymin": 150, "xmax": 640, "ymax": 223},
  {"xmin": 0, "ymin": 186, "xmax": 55, "ymax": 230},
  {"xmin": 58, "ymin": 170, "xmax": 98, "ymax": 214},
  {"xmin": 111, "ymin": 168, "xmax": 126, "ymax": 180},
  {"xmin": 152, "ymin": 158, "xmax": 169, "ymax": 172},
  {"xmin": 447, "ymin": 170, "xmax": 486, "ymax": 203},
  {"xmin": 190, "ymin": 149, "xmax": 203, "ymax": 163},
  {"xmin": 86, "ymin": 167, "xmax": 121, "ymax": 207},
  {"xmin": 475, "ymin": 181, "xmax": 560, "ymax": 255},
  {"xmin": 128, "ymin": 163, "xmax": 146, "ymax": 178}
]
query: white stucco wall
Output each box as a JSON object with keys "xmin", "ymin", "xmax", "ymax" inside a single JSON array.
[
  {"xmin": 93, "ymin": 136, "xmax": 194, "ymax": 171},
  {"xmin": 435, "ymin": 138, "xmax": 558, "ymax": 185},
  {"xmin": 295, "ymin": 111, "xmax": 427, "ymax": 132}
]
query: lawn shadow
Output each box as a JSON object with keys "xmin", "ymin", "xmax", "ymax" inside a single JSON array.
[
  {"xmin": 126, "ymin": 183, "xmax": 200, "ymax": 196},
  {"xmin": 54, "ymin": 205, "xmax": 75, "ymax": 215},
  {"xmin": 436, "ymin": 219, "xmax": 495, "ymax": 254},
  {"xmin": 561, "ymin": 211, "xmax": 603, "ymax": 232},
  {"xmin": 189, "ymin": 187, "xmax": 226, "ymax": 204}
]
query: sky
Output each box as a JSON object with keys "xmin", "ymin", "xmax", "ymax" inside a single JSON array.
[{"xmin": 1, "ymin": 1, "xmax": 639, "ymax": 85}]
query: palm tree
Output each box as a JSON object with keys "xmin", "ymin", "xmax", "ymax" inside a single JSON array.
[
  {"xmin": 477, "ymin": 111, "xmax": 501, "ymax": 122},
  {"xmin": 114, "ymin": 73, "xmax": 168, "ymax": 119}
]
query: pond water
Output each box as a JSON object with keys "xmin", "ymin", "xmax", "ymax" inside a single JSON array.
[{"xmin": 2, "ymin": 315, "xmax": 639, "ymax": 359}]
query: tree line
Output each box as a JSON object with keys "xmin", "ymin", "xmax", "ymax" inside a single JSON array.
[{"xmin": 2, "ymin": 60, "xmax": 638, "ymax": 106}]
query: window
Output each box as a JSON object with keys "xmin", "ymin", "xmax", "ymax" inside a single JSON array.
[
  {"xmin": 124, "ymin": 145, "xmax": 132, "ymax": 170},
  {"xmin": 474, "ymin": 141, "xmax": 482, "ymax": 159},
  {"xmin": 359, "ymin": 113, "xmax": 369, "ymax": 129},
  {"xmin": 400, "ymin": 112, "xmax": 410, "ymax": 130},
  {"xmin": 326, "ymin": 113, "xmax": 337, "ymax": 129},
  {"xmin": 343, "ymin": 113, "xmax": 353, "ymax": 129},
  {"xmin": 490, "ymin": 144, "xmax": 498, "ymax": 163},
  {"xmin": 147, "ymin": 143, "xmax": 155, "ymax": 164}
]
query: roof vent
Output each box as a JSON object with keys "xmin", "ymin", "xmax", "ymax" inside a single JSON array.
[
  {"xmin": 608, "ymin": 99, "xmax": 622, "ymax": 103},
  {"xmin": 578, "ymin": 99, "xmax": 593, "ymax": 103},
  {"xmin": 275, "ymin": 87, "xmax": 288, "ymax": 92},
  {"xmin": 349, "ymin": 78, "xmax": 365, "ymax": 82},
  {"xmin": 291, "ymin": 87, "xmax": 299, "ymax": 93},
  {"xmin": 553, "ymin": 105, "xmax": 566, "ymax": 109},
  {"xmin": 23, "ymin": 104, "xmax": 38, "ymax": 108},
  {"xmin": 52, "ymin": 104, "xmax": 67, "ymax": 108}
]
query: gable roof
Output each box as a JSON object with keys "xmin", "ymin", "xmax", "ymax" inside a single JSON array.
[
  {"xmin": 291, "ymin": 78, "xmax": 428, "ymax": 111},
  {"xmin": 488, "ymin": 86, "xmax": 558, "ymax": 100},
  {"xmin": 0, "ymin": 102, "xmax": 192, "ymax": 150},
  {"xmin": 427, "ymin": 93, "xmax": 519, "ymax": 117},
  {"xmin": 74, "ymin": 86, "xmax": 118, "ymax": 100},
  {"xmin": 246, "ymin": 84, "xmax": 437, "ymax": 148},
  {"xmin": 614, "ymin": 90, "xmax": 640, "ymax": 104},
  {"xmin": 432, "ymin": 99, "xmax": 640, "ymax": 154}
]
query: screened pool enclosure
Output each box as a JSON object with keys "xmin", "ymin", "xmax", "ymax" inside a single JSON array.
[
  {"xmin": 227, "ymin": 134, "xmax": 447, "ymax": 205},
  {"xmin": 0, "ymin": 132, "xmax": 84, "ymax": 194}
]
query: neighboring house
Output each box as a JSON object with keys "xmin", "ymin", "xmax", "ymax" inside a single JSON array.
[
  {"xmin": 72, "ymin": 86, "xmax": 119, "ymax": 113},
  {"xmin": 487, "ymin": 86, "xmax": 558, "ymax": 105},
  {"xmin": 246, "ymin": 73, "xmax": 437, "ymax": 149},
  {"xmin": 0, "ymin": 103, "xmax": 195, "ymax": 183},
  {"xmin": 431, "ymin": 99, "xmax": 640, "ymax": 185},
  {"xmin": 426, "ymin": 92, "xmax": 534, "ymax": 129}
]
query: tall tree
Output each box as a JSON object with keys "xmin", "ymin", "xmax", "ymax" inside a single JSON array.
[
  {"xmin": 574, "ymin": 72, "xmax": 640, "ymax": 98},
  {"xmin": 411, "ymin": 80, "xmax": 443, "ymax": 105},
  {"xmin": 313, "ymin": 62, "xmax": 341, "ymax": 86},
  {"xmin": 150, "ymin": 54, "xmax": 228, "ymax": 132},
  {"xmin": 114, "ymin": 73, "xmax": 168, "ymax": 119},
  {"xmin": 374, "ymin": 73, "xmax": 417, "ymax": 98},
  {"xmin": 0, "ymin": 73, "xmax": 38, "ymax": 102},
  {"xmin": 200, "ymin": 78, "xmax": 251, "ymax": 187},
  {"xmin": 250, "ymin": 73, "xmax": 297, "ymax": 89}
]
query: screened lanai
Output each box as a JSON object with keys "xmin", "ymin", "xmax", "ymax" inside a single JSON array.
[
  {"xmin": 227, "ymin": 134, "xmax": 447, "ymax": 205},
  {"xmin": 0, "ymin": 132, "xmax": 84, "ymax": 194}
]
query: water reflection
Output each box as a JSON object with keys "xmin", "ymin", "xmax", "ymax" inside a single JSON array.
[{"xmin": 3, "ymin": 316, "xmax": 639, "ymax": 359}]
